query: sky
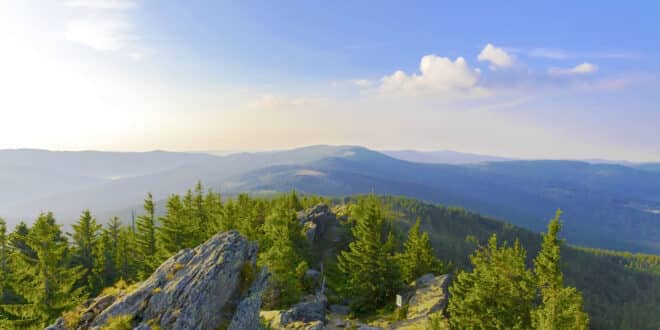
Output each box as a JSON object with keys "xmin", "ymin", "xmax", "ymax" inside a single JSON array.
[{"xmin": 1, "ymin": 0, "xmax": 659, "ymax": 161}]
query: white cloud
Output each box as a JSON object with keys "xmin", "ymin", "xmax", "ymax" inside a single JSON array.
[
  {"xmin": 247, "ymin": 94, "xmax": 328, "ymax": 110},
  {"xmin": 548, "ymin": 62, "xmax": 598, "ymax": 76},
  {"xmin": 352, "ymin": 79, "xmax": 373, "ymax": 87},
  {"xmin": 62, "ymin": 0, "xmax": 145, "ymax": 58},
  {"xmin": 528, "ymin": 48, "xmax": 639, "ymax": 60},
  {"xmin": 478, "ymin": 43, "xmax": 514, "ymax": 68},
  {"xmin": 379, "ymin": 55, "xmax": 482, "ymax": 96},
  {"xmin": 65, "ymin": 17, "xmax": 133, "ymax": 51},
  {"xmin": 64, "ymin": 0, "xmax": 137, "ymax": 10}
]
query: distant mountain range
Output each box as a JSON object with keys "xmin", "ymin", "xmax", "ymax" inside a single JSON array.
[
  {"xmin": 382, "ymin": 149, "xmax": 515, "ymax": 164},
  {"xmin": 1, "ymin": 146, "xmax": 659, "ymax": 254}
]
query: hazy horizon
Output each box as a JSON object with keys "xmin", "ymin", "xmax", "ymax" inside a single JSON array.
[{"xmin": 2, "ymin": 1, "xmax": 659, "ymax": 161}]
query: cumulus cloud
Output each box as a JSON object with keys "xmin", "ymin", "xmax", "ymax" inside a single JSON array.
[
  {"xmin": 379, "ymin": 55, "xmax": 482, "ymax": 96},
  {"xmin": 548, "ymin": 62, "xmax": 598, "ymax": 76},
  {"xmin": 478, "ymin": 43, "xmax": 514, "ymax": 68}
]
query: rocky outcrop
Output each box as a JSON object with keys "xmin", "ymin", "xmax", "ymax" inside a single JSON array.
[
  {"xmin": 261, "ymin": 294, "xmax": 328, "ymax": 329},
  {"xmin": 399, "ymin": 273, "xmax": 451, "ymax": 320},
  {"xmin": 297, "ymin": 204, "xmax": 336, "ymax": 242},
  {"xmin": 228, "ymin": 267, "xmax": 271, "ymax": 330},
  {"xmin": 49, "ymin": 230, "xmax": 261, "ymax": 330}
]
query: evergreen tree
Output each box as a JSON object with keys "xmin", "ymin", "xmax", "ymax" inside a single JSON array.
[
  {"xmin": 0, "ymin": 218, "xmax": 9, "ymax": 302},
  {"xmin": 135, "ymin": 193, "xmax": 158, "ymax": 279},
  {"xmin": 336, "ymin": 196, "xmax": 401, "ymax": 313},
  {"xmin": 70, "ymin": 210, "xmax": 102, "ymax": 293},
  {"xmin": 219, "ymin": 198, "xmax": 237, "ymax": 232},
  {"xmin": 532, "ymin": 210, "xmax": 589, "ymax": 330},
  {"xmin": 92, "ymin": 217, "xmax": 122, "ymax": 290},
  {"xmin": 9, "ymin": 222, "xmax": 33, "ymax": 259},
  {"xmin": 1, "ymin": 213, "xmax": 83, "ymax": 328},
  {"xmin": 202, "ymin": 188, "xmax": 223, "ymax": 238},
  {"xmin": 399, "ymin": 218, "xmax": 442, "ymax": 283},
  {"xmin": 158, "ymin": 194, "xmax": 188, "ymax": 258},
  {"xmin": 116, "ymin": 226, "xmax": 138, "ymax": 282},
  {"xmin": 258, "ymin": 222, "xmax": 306, "ymax": 308},
  {"xmin": 448, "ymin": 234, "xmax": 536, "ymax": 329}
]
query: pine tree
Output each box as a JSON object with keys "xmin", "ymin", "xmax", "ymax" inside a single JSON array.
[
  {"xmin": 448, "ymin": 234, "xmax": 536, "ymax": 329},
  {"xmin": 203, "ymin": 188, "xmax": 223, "ymax": 238},
  {"xmin": 117, "ymin": 226, "xmax": 138, "ymax": 282},
  {"xmin": 0, "ymin": 218, "xmax": 9, "ymax": 302},
  {"xmin": 399, "ymin": 218, "xmax": 442, "ymax": 283},
  {"xmin": 9, "ymin": 222, "xmax": 33, "ymax": 259},
  {"xmin": 93, "ymin": 217, "xmax": 122, "ymax": 291},
  {"xmin": 135, "ymin": 193, "xmax": 158, "ymax": 279},
  {"xmin": 158, "ymin": 194, "xmax": 188, "ymax": 258},
  {"xmin": 70, "ymin": 210, "xmax": 102, "ymax": 293},
  {"xmin": 1, "ymin": 213, "xmax": 83, "ymax": 328},
  {"xmin": 337, "ymin": 196, "xmax": 401, "ymax": 313},
  {"xmin": 532, "ymin": 210, "xmax": 589, "ymax": 330},
  {"xmin": 258, "ymin": 222, "xmax": 306, "ymax": 308}
]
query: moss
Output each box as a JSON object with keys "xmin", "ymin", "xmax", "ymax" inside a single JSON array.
[
  {"xmin": 173, "ymin": 262, "xmax": 184, "ymax": 272},
  {"xmin": 100, "ymin": 279, "xmax": 140, "ymax": 297},
  {"xmin": 152, "ymin": 287, "xmax": 162, "ymax": 294},
  {"xmin": 62, "ymin": 304, "xmax": 85, "ymax": 329},
  {"xmin": 100, "ymin": 315, "xmax": 133, "ymax": 330},
  {"xmin": 147, "ymin": 318, "xmax": 162, "ymax": 330},
  {"xmin": 166, "ymin": 273, "xmax": 174, "ymax": 281},
  {"xmin": 239, "ymin": 262, "xmax": 256, "ymax": 293}
]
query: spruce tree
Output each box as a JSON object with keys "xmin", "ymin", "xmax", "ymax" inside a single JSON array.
[
  {"xmin": 158, "ymin": 194, "xmax": 188, "ymax": 258},
  {"xmin": 448, "ymin": 234, "xmax": 536, "ymax": 329},
  {"xmin": 258, "ymin": 221, "xmax": 306, "ymax": 308},
  {"xmin": 399, "ymin": 218, "xmax": 442, "ymax": 283},
  {"xmin": 337, "ymin": 196, "xmax": 401, "ymax": 313},
  {"xmin": 202, "ymin": 188, "xmax": 223, "ymax": 238},
  {"xmin": 70, "ymin": 210, "xmax": 102, "ymax": 293},
  {"xmin": 1, "ymin": 213, "xmax": 83, "ymax": 328},
  {"xmin": 135, "ymin": 193, "xmax": 158, "ymax": 279},
  {"xmin": 532, "ymin": 210, "xmax": 589, "ymax": 330},
  {"xmin": 0, "ymin": 218, "xmax": 8, "ymax": 302},
  {"xmin": 93, "ymin": 218, "xmax": 122, "ymax": 291},
  {"xmin": 117, "ymin": 226, "xmax": 138, "ymax": 282}
]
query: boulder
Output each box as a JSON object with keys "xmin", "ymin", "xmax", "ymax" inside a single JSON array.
[
  {"xmin": 328, "ymin": 304, "xmax": 350, "ymax": 315},
  {"xmin": 402, "ymin": 273, "xmax": 451, "ymax": 320},
  {"xmin": 228, "ymin": 267, "xmax": 271, "ymax": 330},
  {"xmin": 297, "ymin": 204, "xmax": 336, "ymax": 242},
  {"xmin": 49, "ymin": 230, "xmax": 261, "ymax": 330},
  {"xmin": 280, "ymin": 294, "xmax": 327, "ymax": 325}
]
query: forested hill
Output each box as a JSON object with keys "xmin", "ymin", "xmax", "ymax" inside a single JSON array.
[
  {"xmin": 2, "ymin": 146, "xmax": 659, "ymax": 254},
  {"xmin": 376, "ymin": 196, "xmax": 659, "ymax": 329},
  {"xmin": 0, "ymin": 190, "xmax": 657, "ymax": 329}
]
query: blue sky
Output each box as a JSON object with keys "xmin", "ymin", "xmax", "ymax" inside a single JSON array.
[{"xmin": 1, "ymin": 1, "xmax": 659, "ymax": 160}]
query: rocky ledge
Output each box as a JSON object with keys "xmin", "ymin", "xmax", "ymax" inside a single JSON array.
[{"xmin": 47, "ymin": 230, "xmax": 265, "ymax": 330}]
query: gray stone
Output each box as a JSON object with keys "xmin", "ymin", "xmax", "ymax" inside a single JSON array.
[
  {"xmin": 329, "ymin": 304, "xmax": 350, "ymax": 315},
  {"xmin": 403, "ymin": 273, "xmax": 451, "ymax": 320},
  {"xmin": 280, "ymin": 294, "xmax": 327, "ymax": 326},
  {"xmin": 228, "ymin": 267, "xmax": 270, "ymax": 330},
  {"xmin": 49, "ymin": 230, "xmax": 259, "ymax": 330},
  {"xmin": 297, "ymin": 204, "xmax": 336, "ymax": 242}
]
